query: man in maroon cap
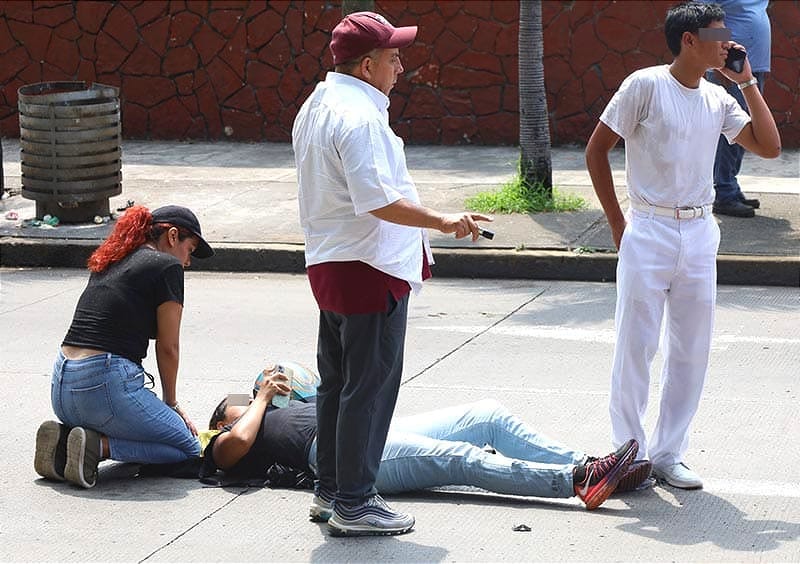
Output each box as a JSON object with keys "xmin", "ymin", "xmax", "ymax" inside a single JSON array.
[{"xmin": 292, "ymin": 11, "xmax": 491, "ymax": 536}]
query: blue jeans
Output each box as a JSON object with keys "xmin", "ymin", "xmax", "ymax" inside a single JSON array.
[
  {"xmin": 51, "ymin": 351, "xmax": 200, "ymax": 463},
  {"xmin": 308, "ymin": 399, "xmax": 584, "ymax": 498},
  {"xmin": 705, "ymin": 71, "xmax": 766, "ymax": 204}
]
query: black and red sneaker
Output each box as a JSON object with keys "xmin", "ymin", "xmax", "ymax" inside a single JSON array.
[
  {"xmin": 574, "ymin": 439, "xmax": 638, "ymax": 510},
  {"xmin": 583, "ymin": 457, "xmax": 654, "ymax": 493},
  {"xmin": 615, "ymin": 459, "xmax": 653, "ymax": 493}
]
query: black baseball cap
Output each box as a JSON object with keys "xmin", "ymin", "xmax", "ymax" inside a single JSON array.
[{"xmin": 151, "ymin": 205, "xmax": 214, "ymax": 258}]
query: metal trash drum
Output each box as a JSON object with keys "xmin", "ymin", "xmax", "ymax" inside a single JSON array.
[{"xmin": 18, "ymin": 81, "xmax": 122, "ymax": 222}]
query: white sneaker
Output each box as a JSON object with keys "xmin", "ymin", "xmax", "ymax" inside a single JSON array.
[
  {"xmin": 309, "ymin": 494, "xmax": 333, "ymax": 522},
  {"xmin": 654, "ymin": 462, "xmax": 703, "ymax": 489},
  {"xmin": 328, "ymin": 494, "xmax": 414, "ymax": 537}
]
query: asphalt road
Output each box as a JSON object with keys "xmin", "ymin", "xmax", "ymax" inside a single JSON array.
[{"xmin": 1, "ymin": 269, "xmax": 798, "ymax": 562}]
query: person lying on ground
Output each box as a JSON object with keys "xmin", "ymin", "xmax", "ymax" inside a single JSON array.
[{"xmin": 204, "ymin": 367, "xmax": 651, "ymax": 535}]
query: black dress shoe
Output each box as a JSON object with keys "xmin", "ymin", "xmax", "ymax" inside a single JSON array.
[
  {"xmin": 713, "ymin": 200, "xmax": 755, "ymax": 217},
  {"xmin": 740, "ymin": 197, "xmax": 760, "ymax": 209}
]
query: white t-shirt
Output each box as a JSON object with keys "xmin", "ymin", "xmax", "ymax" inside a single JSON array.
[
  {"xmin": 292, "ymin": 72, "xmax": 432, "ymax": 293},
  {"xmin": 601, "ymin": 65, "xmax": 750, "ymax": 207}
]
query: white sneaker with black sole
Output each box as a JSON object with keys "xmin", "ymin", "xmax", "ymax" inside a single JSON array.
[
  {"xmin": 654, "ymin": 462, "xmax": 703, "ymax": 489},
  {"xmin": 309, "ymin": 493, "xmax": 334, "ymax": 522}
]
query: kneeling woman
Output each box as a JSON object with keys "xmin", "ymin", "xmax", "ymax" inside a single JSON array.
[{"xmin": 34, "ymin": 205, "xmax": 213, "ymax": 488}]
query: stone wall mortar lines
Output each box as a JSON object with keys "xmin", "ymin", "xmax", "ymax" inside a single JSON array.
[{"xmin": 0, "ymin": 0, "xmax": 797, "ymax": 146}]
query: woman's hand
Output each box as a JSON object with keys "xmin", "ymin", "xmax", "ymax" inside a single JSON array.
[
  {"xmin": 255, "ymin": 367, "xmax": 291, "ymax": 402},
  {"xmin": 212, "ymin": 369, "xmax": 290, "ymax": 469},
  {"xmin": 171, "ymin": 403, "xmax": 198, "ymax": 436}
]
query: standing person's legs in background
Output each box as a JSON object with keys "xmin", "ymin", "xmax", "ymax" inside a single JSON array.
[
  {"xmin": 707, "ymin": 71, "xmax": 767, "ymax": 217},
  {"xmin": 609, "ymin": 211, "xmax": 673, "ymax": 460},
  {"xmin": 650, "ymin": 216, "xmax": 719, "ymax": 489},
  {"xmin": 333, "ymin": 294, "xmax": 408, "ymax": 504},
  {"xmin": 319, "ymin": 293, "xmax": 415, "ymax": 536},
  {"xmin": 314, "ymin": 310, "xmax": 344, "ymax": 505}
]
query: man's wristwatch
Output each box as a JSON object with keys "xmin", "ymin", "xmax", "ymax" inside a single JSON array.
[{"xmin": 737, "ymin": 77, "xmax": 758, "ymax": 90}]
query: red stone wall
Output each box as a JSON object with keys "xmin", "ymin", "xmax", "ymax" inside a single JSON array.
[{"xmin": 0, "ymin": 1, "xmax": 798, "ymax": 146}]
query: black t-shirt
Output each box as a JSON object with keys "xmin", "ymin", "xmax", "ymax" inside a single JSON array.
[
  {"xmin": 204, "ymin": 401, "xmax": 318, "ymax": 479},
  {"xmin": 62, "ymin": 247, "xmax": 184, "ymax": 364}
]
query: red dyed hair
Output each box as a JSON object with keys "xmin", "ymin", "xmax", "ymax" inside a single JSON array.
[{"xmin": 87, "ymin": 206, "xmax": 152, "ymax": 272}]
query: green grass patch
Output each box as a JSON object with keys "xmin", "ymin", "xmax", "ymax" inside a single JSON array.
[{"xmin": 466, "ymin": 174, "xmax": 587, "ymax": 214}]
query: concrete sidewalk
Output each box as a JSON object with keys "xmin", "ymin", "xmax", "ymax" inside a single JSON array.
[{"xmin": 1, "ymin": 139, "xmax": 798, "ymax": 285}]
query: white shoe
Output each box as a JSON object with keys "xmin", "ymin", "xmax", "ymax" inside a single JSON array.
[
  {"xmin": 654, "ymin": 462, "xmax": 703, "ymax": 489},
  {"xmin": 309, "ymin": 494, "xmax": 333, "ymax": 522}
]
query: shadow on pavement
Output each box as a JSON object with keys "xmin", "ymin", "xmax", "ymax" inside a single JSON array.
[
  {"xmin": 717, "ymin": 209, "xmax": 797, "ymax": 257},
  {"xmin": 32, "ymin": 462, "xmax": 206, "ymax": 501},
  {"xmin": 617, "ymin": 487, "xmax": 800, "ymax": 554},
  {"xmin": 310, "ymin": 531, "xmax": 449, "ymax": 563}
]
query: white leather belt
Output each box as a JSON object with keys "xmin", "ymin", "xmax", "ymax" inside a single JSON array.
[{"xmin": 630, "ymin": 201, "xmax": 712, "ymax": 219}]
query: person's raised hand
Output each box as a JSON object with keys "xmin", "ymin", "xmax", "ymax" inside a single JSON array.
[
  {"xmin": 256, "ymin": 367, "xmax": 291, "ymax": 401},
  {"xmin": 718, "ymin": 42, "xmax": 753, "ymax": 83}
]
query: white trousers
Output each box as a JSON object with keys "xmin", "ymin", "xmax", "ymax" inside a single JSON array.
[{"xmin": 609, "ymin": 209, "xmax": 720, "ymax": 467}]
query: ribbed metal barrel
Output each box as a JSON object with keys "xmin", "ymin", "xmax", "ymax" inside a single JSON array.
[{"xmin": 18, "ymin": 82, "xmax": 122, "ymax": 222}]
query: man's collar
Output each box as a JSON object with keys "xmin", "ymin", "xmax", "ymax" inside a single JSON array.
[{"xmin": 326, "ymin": 71, "xmax": 390, "ymax": 110}]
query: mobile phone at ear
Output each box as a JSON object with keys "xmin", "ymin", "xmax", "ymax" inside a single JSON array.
[{"xmin": 724, "ymin": 48, "xmax": 746, "ymax": 73}]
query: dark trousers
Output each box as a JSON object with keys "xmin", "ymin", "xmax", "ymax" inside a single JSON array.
[
  {"xmin": 705, "ymin": 70, "xmax": 767, "ymax": 203},
  {"xmin": 315, "ymin": 292, "xmax": 409, "ymax": 505}
]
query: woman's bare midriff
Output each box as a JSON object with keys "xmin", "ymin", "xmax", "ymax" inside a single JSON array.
[{"xmin": 61, "ymin": 345, "xmax": 106, "ymax": 359}]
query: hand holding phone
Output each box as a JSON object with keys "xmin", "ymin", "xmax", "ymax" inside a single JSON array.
[
  {"xmin": 253, "ymin": 364, "xmax": 292, "ymax": 407},
  {"xmin": 724, "ymin": 47, "xmax": 746, "ymax": 74},
  {"xmin": 269, "ymin": 364, "xmax": 293, "ymax": 408}
]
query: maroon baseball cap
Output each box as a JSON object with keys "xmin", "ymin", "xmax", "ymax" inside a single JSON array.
[{"xmin": 330, "ymin": 11, "xmax": 418, "ymax": 65}]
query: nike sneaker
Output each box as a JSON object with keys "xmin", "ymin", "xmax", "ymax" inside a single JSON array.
[{"xmin": 574, "ymin": 439, "xmax": 637, "ymax": 510}]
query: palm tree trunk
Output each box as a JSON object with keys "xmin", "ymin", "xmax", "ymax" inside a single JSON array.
[{"xmin": 518, "ymin": 0, "xmax": 553, "ymax": 194}]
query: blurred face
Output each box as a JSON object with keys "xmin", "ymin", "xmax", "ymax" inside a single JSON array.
[
  {"xmin": 217, "ymin": 404, "xmax": 248, "ymax": 429},
  {"xmin": 364, "ymin": 48, "xmax": 404, "ymax": 95},
  {"xmin": 693, "ymin": 21, "xmax": 730, "ymax": 69}
]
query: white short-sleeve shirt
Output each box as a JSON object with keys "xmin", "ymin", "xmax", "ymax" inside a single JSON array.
[
  {"xmin": 601, "ymin": 65, "xmax": 750, "ymax": 207},
  {"xmin": 292, "ymin": 72, "xmax": 432, "ymax": 293}
]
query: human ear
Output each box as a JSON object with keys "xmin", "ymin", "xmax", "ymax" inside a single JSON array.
[{"xmin": 359, "ymin": 56, "xmax": 372, "ymax": 79}]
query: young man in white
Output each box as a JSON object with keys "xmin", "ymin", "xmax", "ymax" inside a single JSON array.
[{"xmin": 585, "ymin": 1, "xmax": 780, "ymax": 489}]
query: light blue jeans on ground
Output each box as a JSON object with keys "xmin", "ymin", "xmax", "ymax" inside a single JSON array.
[
  {"xmin": 51, "ymin": 350, "xmax": 200, "ymax": 463},
  {"xmin": 310, "ymin": 399, "xmax": 584, "ymax": 498}
]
